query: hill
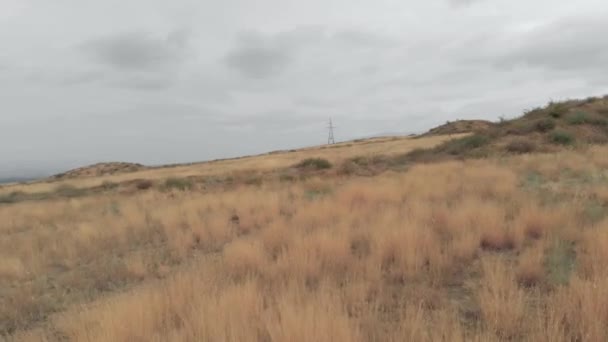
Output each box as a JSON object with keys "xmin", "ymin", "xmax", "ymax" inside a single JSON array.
[
  {"xmin": 406, "ymin": 95, "xmax": 608, "ymax": 161},
  {"xmin": 424, "ymin": 119, "xmax": 494, "ymax": 136},
  {"xmin": 52, "ymin": 162, "xmax": 145, "ymax": 180}
]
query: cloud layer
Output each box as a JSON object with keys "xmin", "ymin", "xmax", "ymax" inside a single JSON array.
[{"xmin": 1, "ymin": 0, "xmax": 608, "ymax": 176}]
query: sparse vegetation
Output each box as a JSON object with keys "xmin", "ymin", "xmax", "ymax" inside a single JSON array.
[
  {"xmin": 534, "ymin": 118, "xmax": 556, "ymax": 132},
  {"xmin": 295, "ymin": 157, "xmax": 333, "ymax": 170},
  {"xmin": 506, "ymin": 138, "xmax": 536, "ymax": 154},
  {"xmin": 566, "ymin": 111, "xmax": 589, "ymax": 125},
  {"xmin": 440, "ymin": 133, "xmax": 490, "ymax": 155}
]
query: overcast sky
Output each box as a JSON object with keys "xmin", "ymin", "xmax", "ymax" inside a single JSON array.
[{"xmin": 1, "ymin": 0, "xmax": 608, "ymax": 177}]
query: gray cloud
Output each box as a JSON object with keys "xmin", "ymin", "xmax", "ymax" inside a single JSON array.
[
  {"xmin": 497, "ymin": 15, "xmax": 608, "ymax": 73},
  {"xmin": 81, "ymin": 30, "xmax": 190, "ymax": 70},
  {"xmin": 113, "ymin": 75, "xmax": 175, "ymax": 90},
  {"xmin": 223, "ymin": 31, "xmax": 293, "ymax": 79}
]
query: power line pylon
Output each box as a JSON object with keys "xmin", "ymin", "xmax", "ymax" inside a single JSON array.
[{"xmin": 327, "ymin": 118, "xmax": 336, "ymax": 144}]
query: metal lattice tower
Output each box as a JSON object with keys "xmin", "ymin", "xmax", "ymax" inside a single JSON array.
[{"xmin": 327, "ymin": 118, "xmax": 336, "ymax": 144}]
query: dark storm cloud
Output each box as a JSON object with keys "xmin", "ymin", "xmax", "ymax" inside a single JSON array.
[
  {"xmin": 223, "ymin": 31, "xmax": 293, "ymax": 79},
  {"xmin": 81, "ymin": 30, "xmax": 190, "ymax": 70},
  {"xmin": 497, "ymin": 15, "xmax": 608, "ymax": 72}
]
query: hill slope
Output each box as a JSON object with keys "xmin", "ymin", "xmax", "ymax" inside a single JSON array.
[{"xmin": 407, "ymin": 95, "xmax": 608, "ymax": 160}]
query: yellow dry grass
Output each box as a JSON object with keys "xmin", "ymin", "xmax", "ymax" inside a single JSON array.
[
  {"xmin": 4, "ymin": 141, "xmax": 608, "ymax": 341},
  {"xmin": 0, "ymin": 134, "xmax": 464, "ymax": 196}
]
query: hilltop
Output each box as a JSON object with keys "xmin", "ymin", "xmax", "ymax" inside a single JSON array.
[
  {"xmin": 424, "ymin": 119, "xmax": 494, "ymax": 136},
  {"xmin": 52, "ymin": 162, "xmax": 145, "ymax": 180}
]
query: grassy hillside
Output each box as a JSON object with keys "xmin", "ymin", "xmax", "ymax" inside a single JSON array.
[
  {"xmin": 4, "ymin": 95, "xmax": 608, "ymax": 341},
  {"xmin": 0, "ymin": 134, "xmax": 463, "ymax": 203},
  {"xmin": 411, "ymin": 95, "xmax": 608, "ymax": 160}
]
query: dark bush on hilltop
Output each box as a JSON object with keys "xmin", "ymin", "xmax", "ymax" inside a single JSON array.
[
  {"xmin": 550, "ymin": 131, "xmax": 574, "ymax": 145},
  {"xmin": 295, "ymin": 158, "xmax": 332, "ymax": 170}
]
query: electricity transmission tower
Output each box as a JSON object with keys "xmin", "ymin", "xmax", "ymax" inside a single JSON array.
[{"xmin": 327, "ymin": 118, "xmax": 336, "ymax": 144}]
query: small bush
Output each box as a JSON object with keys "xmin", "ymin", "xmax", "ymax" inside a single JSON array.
[
  {"xmin": 550, "ymin": 130, "xmax": 574, "ymax": 145},
  {"xmin": 566, "ymin": 111, "xmax": 589, "ymax": 125},
  {"xmin": 163, "ymin": 177, "xmax": 193, "ymax": 191},
  {"xmin": 295, "ymin": 158, "xmax": 332, "ymax": 170},
  {"xmin": 506, "ymin": 139, "xmax": 535, "ymax": 154},
  {"xmin": 534, "ymin": 119, "xmax": 555, "ymax": 132},
  {"xmin": 135, "ymin": 179, "xmax": 153, "ymax": 190}
]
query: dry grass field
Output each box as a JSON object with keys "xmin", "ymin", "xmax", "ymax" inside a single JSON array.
[
  {"xmin": 4, "ymin": 135, "xmax": 608, "ymax": 340},
  {"xmin": 5, "ymin": 96, "xmax": 608, "ymax": 341},
  {"xmin": 0, "ymin": 134, "xmax": 462, "ymax": 197}
]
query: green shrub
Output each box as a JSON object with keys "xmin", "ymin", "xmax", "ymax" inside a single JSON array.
[
  {"xmin": 566, "ymin": 111, "xmax": 589, "ymax": 125},
  {"xmin": 534, "ymin": 119, "xmax": 555, "ymax": 132},
  {"xmin": 163, "ymin": 177, "xmax": 193, "ymax": 191},
  {"xmin": 295, "ymin": 158, "xmax": 332, "ymax": 170},
  {"xmin": 550, "ymin": 130, "xmax": 575, "ymax": 145}
]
